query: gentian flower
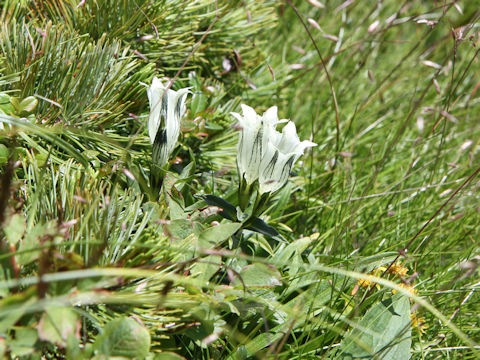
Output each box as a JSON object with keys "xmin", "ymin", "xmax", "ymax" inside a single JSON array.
[
  {"xmin": 231, "ymin": 104, "xmax": 282, "ymax": 186},
  {"xmin": 146, "ymin": 77, "xmax": 190, "ymax": 168},
  {"xmin": 258, "ymin": 121, "xmax": 317, "ymax": 194},
  {"xmin": 231, "ymin": 104, "xmax": 316, "ymax": 210}
]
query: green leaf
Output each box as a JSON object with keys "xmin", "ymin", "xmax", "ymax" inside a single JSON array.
[
  {"xmin": 0, "ymin": 93, "xmax": 10, "ymax": 105},
  {"xmin": 153, "ymin": 352, "xmax": 186, "ymax": 360},
  {"xmin": 0, "ymin": 144, "xmax": 8, "ymax": 165},
  {"xmin": 197, "ymin": 194, "xmax": 237, "ymax": 221},
  {"xmin": 340, "ymin": 294, "xmax": 411, "ymax": 359},
  {"xmin": 190, "ymin": 255, "xmax": 221, "ymax": 282},
  {"xmin": 0, "ymin": 290, "xmax": 37, "ymax": 333},
  {"xmin": 190, "ymin": 92, "xmax": 208, "ymax": 115},
  {"xmin": 233, "ymin": 263, "xmax": 282, "ymax": 289},
  {"xmin": 8, "ymin": 326, "xmax": 38, "ymax": 357},
  {"xmin": 9, "ymin": 97, "xmax": 19, "ymax": 112},
  {"xmin": 164, "ymin": 173, "xmax": 186, "ymax": 220},
  {"xmin": 18, "ymin": 96, "xmax": 38, "ymax": 113},
  {"xmin": 273, "ymin": 235, "xmax": 313, "ymax": 266},
  {"xmin": 95, "ymin": 317, "xmax": 151, "ymax": 358},
  {"xmin": 3, "ymin": 213, "xmax": 26, "ymax": 245},
  {"xmin": 176, "ymin": 161, "xmax": 196, "ymax": 192},
  {"xmin": 167, "ymin": 219, "xmax": 194, "ymax": 240},
  {"xmin": 246, "ymin": 216, "xmax": 281, "ymax": 239},
  {"xmin": 182, "ymin": 319, "xmax": 214, "ymax": 343},
  {"xmin": 38, "ymin": 306, "xmax": 79, "ymax": 348},
  {"xmin": 17, "ymin": 221, "xmax": 59, "ymax": 265},
  {"xmin": 239, "ymin": 331, "xmax": 284, "ymax": 358},
  {"xmin": 198, "ymin": 222, "xmax": 242, "ymax": 247},
  {"xmin": 204, "ymin": 121, "xmax": 223, "ymax": 131}
]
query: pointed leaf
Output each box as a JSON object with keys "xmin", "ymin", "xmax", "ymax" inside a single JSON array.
[
  {"xmin": 8, "ymin": 327, "xmax": 37, "ymax": 357},
  {"xmin": 341, "ymin": 294, "xmax": 411, "ymax": 359},
  {"xmin": 197, "ymin": 194, "xmax": 237, "ymax": 221},
  {"xmin": 167, "ymin": 219, "xmax": 193, "ymax": 240},
  {"xmin": 246, "ymin": 216, "xmax": 279, "ymax": 238},
  {"xmin": 38, "ymin": 307, "xmax": 80, "ymax": 348},
  {"xmin": 95, "ymin": 317, "xmax": 151, "ymax": 358},
  {"xmin": 18, "ymin": 96, "xmax": 38, "ymax": 113},
  {"xmin": 3, "ymin": 213, "xmax": 26, "ymax": 245},
  {"xmin": 198, "ymin": 222, "xmax": 242, "ymax": 247},
  {"xmin": 233, "ymin": 263, "xmax": 282, "ymax": 289}
]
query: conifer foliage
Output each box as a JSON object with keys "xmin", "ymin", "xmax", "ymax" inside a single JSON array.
[{"xmin": 1, "ymin": 1, "xmax": 479, "ymax": 359}]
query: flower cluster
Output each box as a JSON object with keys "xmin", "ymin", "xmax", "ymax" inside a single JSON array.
[
  {"xmin": 145, "ymin": 78, "xmax": 316, "ymax": 211},
  {"xmin": 410, "ymin": 313, "xmax": 428, "ymax": 334},
  {"xmin": 231, "ymin": 104, "xmax": 317, "ymax": 210}
]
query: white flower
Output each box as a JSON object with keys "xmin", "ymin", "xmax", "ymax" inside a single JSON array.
[
  {"xmin": 258, "ymin": 121, "xmax": 316, "ymax": 194},
  {"xmin": 231, "ymin": 104, "xmax": 316, "ymax": 196},
  {"xmin": 146, "ymin": 77, "xmax": 190, "ymax": 167},
  {"xmin": 231, "ymin": 104, "xmax": 284, "ymax": 185}
]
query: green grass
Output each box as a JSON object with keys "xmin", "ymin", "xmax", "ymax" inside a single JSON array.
[{"xmin": 0, "ymin": 0, "xmax": 479, "ymax": 359}]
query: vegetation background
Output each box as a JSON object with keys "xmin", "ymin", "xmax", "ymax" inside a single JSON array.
[{"xmin": 0, "ymin": 0, "xmax": 479, "ymax": 359}]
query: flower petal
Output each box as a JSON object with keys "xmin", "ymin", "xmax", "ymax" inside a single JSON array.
[
  {"xmin": 233, "ymin": 104, "xmax": 316, "ymax": 193},
  {"xmin": 259, "ymin": 143, "xmax": 295, "ymax": 194},
  {"xmin": 147, "ymin": 77, "xmax": 166, "ymax": 144},
  {"xmin": 240, "ymin": 104, "xmax": 258, "ymax": 125},
  {"xmin": 146, "ymin": 77, "xmax": 190, "ymax": 166},
  {"xmin": 262, "ymin": 106, "xmax": 278, "ymax": 127}
]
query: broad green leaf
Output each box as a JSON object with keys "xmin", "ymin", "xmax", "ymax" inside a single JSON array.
[
  {"xmin": 167, "ymin": 219, "xmax": 194, "ymax": 240},
  {"xmin": 198, "ymin": 222, "xmax": 241, "ymax": 247},
  {"xmin": 273, "ymin": 235, "xmax": 313, "ymax": 265},
  {"xmin": 95, "ymin": 317, "xmax": 150, "ymax": 358},
  {"xmin": 340, "ymin": 294, "xmax": 411, "ymax": 359},
  {"xmin": 0, "ymin": 292, "xmax": 37, "ymax": 333},
  {"xmin": 38, "ymin": 306, "xmax": 79, "ymax": 348},
  {"xmin": 233, "ymin": 263, "xmax": 282, "ymax": 289},
  {"xmin": 18, "ymin": 96, "xmax": 38, "ymax": 113},
  {"xmin": 190, "ymin": 255, "xmax": 221, "ymax": 282},
  {"xmin": 66, "ymin": 333, "xmax": 84, "ymax": 360},
  {"xmin": 0, "ymin": 93, "xmax": 10, "ymax": 105},
  {"xmin": 176, "ymin": 159, "xmax": 196, "ymax": 192},
  {"xmin": 3, "ymin": 213, "xmax": 26, "ymax": 245},
  {"xmin": 248, "ymin": 234, "xmax": 275, "ymax": 256},
  {"xmin": 190, "ymin": 92, "xmax": 208, "ymax": 114},
  {"xmin": 17, "ymin": 221, "xmax": 59, "ymax": 265},
  {"xmin": 9, "ymin": 97, "xmax": 19, "ymax": 112},
  {"xmin": 240, "ymin": 331, "xmax": 284, "ymax": 358},
  {"xmin": 8, "ymin": 326, "xmax": 38, "ymax": 357},
  {"xmin": 163, "ymin": 173, "xmax": 186, "ymax": 220}
]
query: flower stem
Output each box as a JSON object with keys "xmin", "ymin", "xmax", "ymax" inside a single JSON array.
[{"xmin": 238, "ymin": 177, "xmax": 252, "ymax": 211}]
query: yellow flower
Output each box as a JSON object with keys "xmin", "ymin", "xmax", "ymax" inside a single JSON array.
[
  {"xmin": 392, "ymin": 283, "xmax": 417, "ymax": 295},
  {"xmin": 411, "ymin": 313, "xmax": 428, "ymax": 334},
  {"xmin": 357, "ymin": 278, "xmax": 380, "ymax": 290},
  {"xmin": 357, "ymin": 279, "xmax": 372, "ymax": 288},
  {"xmin": 372, "ymin": 266, "xmax": 387, "ymax": 276},
  {"xmin": 387, "ymin": 263, "xmax": 409, "ymax": 277}
]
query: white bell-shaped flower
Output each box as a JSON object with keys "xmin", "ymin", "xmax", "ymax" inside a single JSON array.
[
  {"xmin": 258, "ymin": 121, "xmax": 317, "ymax": 194},
  {"xmin": 232, "ymin": 104, "xmax": 317, "ymax": 205},
  {"xmin": 231, "ymin": 104, "xmax": 283, "ymax": 185},
  {"xmin": 147, "ymin": 77, "xmax": 190, "ymax": 167}
]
